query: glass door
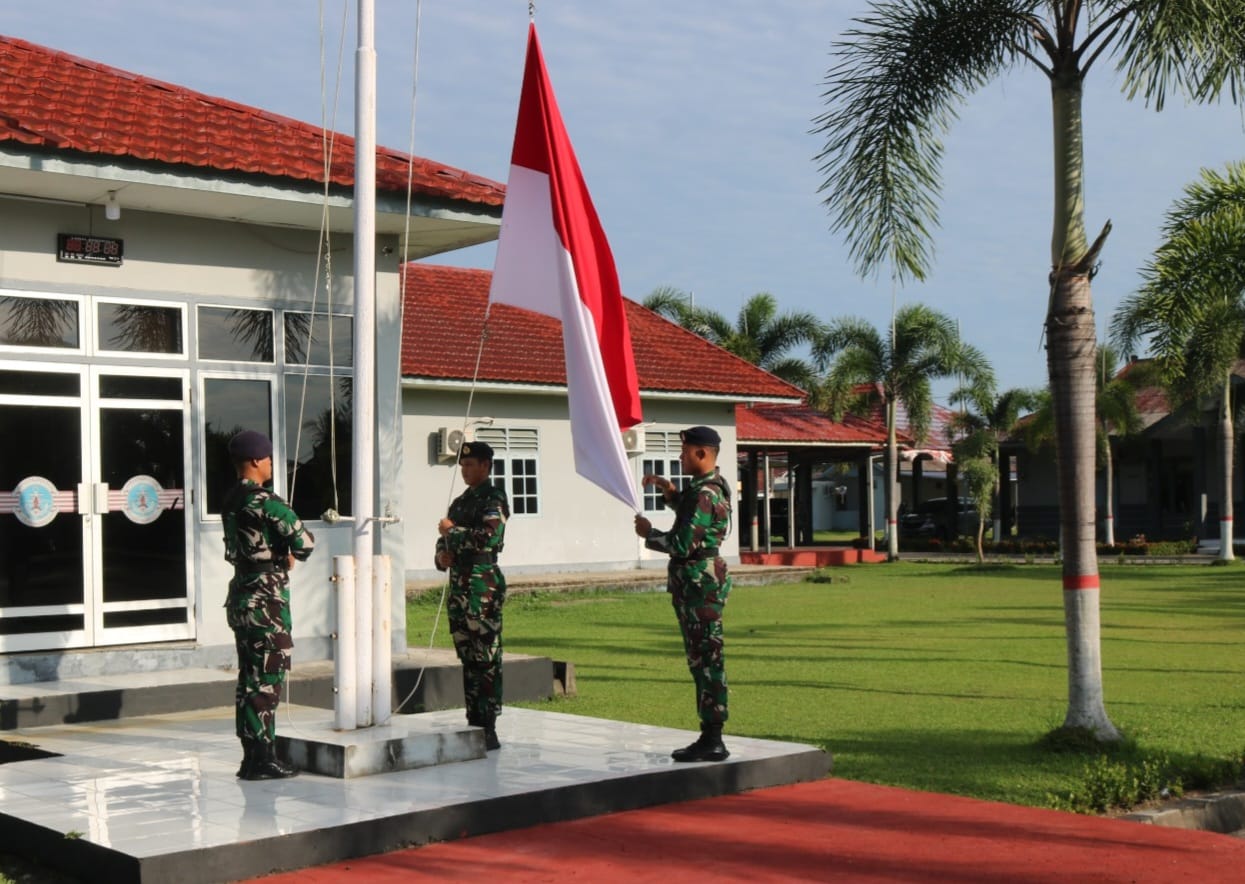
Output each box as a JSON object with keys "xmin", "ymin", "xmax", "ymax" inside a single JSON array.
[
  {"xmin": 0, "ymin": 365, "xmax": 90, "ymax": 651},
  {"xmin": 89, "ymin": 368, "xmax": 194, "ymax": 644}
]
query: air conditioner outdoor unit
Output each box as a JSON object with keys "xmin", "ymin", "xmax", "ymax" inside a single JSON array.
[
  {"xmin": 621, "ymin": 428, "xmax": 645, "ymax": 454},
  {"xmin": 437, "ymin": 426, "xmax": 466, "ymax": 460}
]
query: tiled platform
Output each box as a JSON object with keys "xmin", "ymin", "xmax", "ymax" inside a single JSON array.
[{"xmin": 0, "ymin": 705, "xmax": 830, "ymax": 884}]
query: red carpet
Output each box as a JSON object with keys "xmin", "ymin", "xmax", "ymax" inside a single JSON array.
[{"xmin": 247, "ymin": 778, "xmax": 1245, "ymax": 883}]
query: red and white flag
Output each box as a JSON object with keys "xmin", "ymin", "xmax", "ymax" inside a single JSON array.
[{"xmin": 490, "ymin": 23, "xmax": 643, "ymax": 511}]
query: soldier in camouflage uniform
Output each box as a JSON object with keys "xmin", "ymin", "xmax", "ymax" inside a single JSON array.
[
  {"xmin": 222, "ymin": 430, "xmax": 315, "ymax": 780},
  {"xmin": 635, "ymin": 425, "xmax": 733, "ymax": 762},
  {"xmin": 435, "ymin": 440, "xmax": 509, "ymax": 751}
]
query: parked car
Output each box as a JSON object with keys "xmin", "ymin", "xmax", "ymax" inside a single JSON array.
[{"xmin": 899, "ymin": 497, "xmax": 979, "ymax": 540}]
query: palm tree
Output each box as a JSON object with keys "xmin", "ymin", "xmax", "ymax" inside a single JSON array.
[
  {"xmin": 1113, "ymin": 162, "xmax": 1245, "ymax": 563},
  {"xmin": 813, "ymin": 303, "xmax": 992, "ymax": 560},
  {"xmin": 816, "ymin": 0, "xmax": 1245, "ymax": 742},
  {"xmin": 949, "ymin": 384, "xmax": 1039, "ymax": 547},
  {"xmin": 1093, "ymin": 346, "xmax": 1151, "ymax": 548},
  {"xmin": 643, "ymin": 287, "xmax": 822, "ymax": 388}
]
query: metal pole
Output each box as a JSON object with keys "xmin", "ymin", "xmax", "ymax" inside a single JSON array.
[
  {"xmin": 763, "ymin": 451, "xmax": 772, "ymax": 556},
  {"xmin": 332, "ymin": 555, "xmax": 357, "ymax": 730},
  {"xmin": 372, "ymin": 554, "xmax": 392, "ymax": 725},
  {"xmin": 351, "ymin": 0, "xmax": 378, "ymax": 729}
]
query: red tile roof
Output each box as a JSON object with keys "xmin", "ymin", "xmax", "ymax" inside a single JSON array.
[
  {"xmin": 851, "ymin": 382, "xmax": 957, "ymax": 451},
  {"xmin": 401, "ymin": 264, "xmax": 804, "ymax": 400},
  {"xmin": 735, "ymin": 402, "xmax": 895, "ymax": 446},
  {"xmin": 0, "ymin": 35, "xmax": 504, "ymax": 206}
]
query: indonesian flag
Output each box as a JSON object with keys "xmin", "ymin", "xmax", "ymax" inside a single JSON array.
[{"xmin": 490, "ymin": 24, "xmax": 643, "ymax": 511}]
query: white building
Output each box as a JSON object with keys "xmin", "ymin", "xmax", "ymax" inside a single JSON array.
[
  {"xmin": 399, "ymin": 264, "xmax": 803, "ymax": 579},
  {"xmin": 0, "ymin": 35, "xmax": 501, "ymax": 681}
]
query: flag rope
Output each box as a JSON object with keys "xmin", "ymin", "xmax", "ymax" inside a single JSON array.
[{"xmin": 394, "ymin": 303, "xmax": 493, "ymax": 714}]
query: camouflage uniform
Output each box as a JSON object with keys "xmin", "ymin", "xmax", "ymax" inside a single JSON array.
[
  {"xmin": 645, "ymin": 468, "xmax": 733, "ymax": 725},
  {"xmin": 222, "ymin": 479, "xmax": 315, "ymax": 743},
  {"xmin": 436, "ymin": 481, "xmax": 509, "ymax": 728}
]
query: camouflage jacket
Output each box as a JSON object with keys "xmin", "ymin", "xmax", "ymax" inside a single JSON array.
[
  {"xmin": 645, "ymin": 468, "xmax": 732, "ymax": 560},
  {"xmin": 435, "ymin": 481, "xmax": 509, "ymax": 572},
  {"xmin": 222, "ymin": 479, "xmax": 315, "ymax": 583}
]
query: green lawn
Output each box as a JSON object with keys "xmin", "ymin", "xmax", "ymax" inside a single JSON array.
[{"xmin": 408, "ymin": 562, "xmax": 1245, "ymax": 809}]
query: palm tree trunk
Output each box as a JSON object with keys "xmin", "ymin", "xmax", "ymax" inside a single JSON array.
[
  {"xmin": 976, "ymin": 516, "xmax": 985, "ymax": 564},
  {"xmin": 886, "ymin": 398, "xmax": 899, "ymax": 560},
  {"xmin": 1048, "ymin": 74, "xmax": 1119, "ymax": 740},
  {"xmin": 1219, "ymin": 374, "xmax": 1235, "ymax": 561}
]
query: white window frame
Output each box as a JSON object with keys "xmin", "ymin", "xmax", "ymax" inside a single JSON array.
[
  {"xmin": 641, "ymin": 431, "xmax": 690, "ymax": 513},
  {"xmin": 0, "ymin": 289, "xmax": 87, "ymax": 357},
  {"xmin": 197, "ymin": 370, "xmax": 280, "ymax": 522},
  {"xmin": 475, "ymin": 426, "xmax": 541, "ymax": 518},
  {"xmin": 195, "ymin": 303, "xmax": 276, "ymax": 364},
  {"xmin": 92, "ymin": 296, "xmax": 188, "ymax": 361}
]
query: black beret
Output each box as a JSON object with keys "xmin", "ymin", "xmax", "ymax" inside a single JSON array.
[
  {"xmin": 228, "ymin": 430, "xmax": 273, "ymax": 461},
  {"xmin": 680, "ymin": 425, "xmax": 721, "ymax": 447},
  {"xmin": 459, "ymin": 440, "xmax": 495, "ymax": 462}
]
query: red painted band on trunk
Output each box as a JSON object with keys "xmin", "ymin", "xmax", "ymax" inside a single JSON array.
[
  {"xmin": 1063, "ymin": 575, "xmax": 1100, "ymax": 591},
  {"xmin": 1221, "ymin": 516, "xmax": 1234, "ymax": 522}
]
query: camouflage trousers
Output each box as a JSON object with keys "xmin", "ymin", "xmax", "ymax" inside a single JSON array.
[
  {"xmin": 447, "ymin": 564, "xmax": 506, "ymax": 726},
  {"xmin": 669, "ymin": 558, "xmax": 731, "ymax": 725},
  {"xmin": 226, "ymin": 578, "xmax": 293, "ymax": 743}
]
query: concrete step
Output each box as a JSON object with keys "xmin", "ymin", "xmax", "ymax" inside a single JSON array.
[{"xmin": 0, "ymin": 649, "xmax": 557, "ymax": 731}]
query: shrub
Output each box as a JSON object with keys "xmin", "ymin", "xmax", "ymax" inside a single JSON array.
[{"xmin": 1047, "ymin": 753, "xmax": 1183, "ymax": 814}]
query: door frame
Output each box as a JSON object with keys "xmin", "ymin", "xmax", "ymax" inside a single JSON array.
[
  {"xmin": 0, "ymin": 361, "xmax": 91, "ymax": 652},
  {"xmin": 87, "ymin": 365, "xmax": 195, "ymax": 646}
]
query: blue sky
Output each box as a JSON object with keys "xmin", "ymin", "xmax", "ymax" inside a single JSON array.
[{"xmin": 10, "ymin": 1, "xmax": 1245, "ymax": 396}]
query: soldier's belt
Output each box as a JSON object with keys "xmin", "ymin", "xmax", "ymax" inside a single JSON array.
[
  {"xmin": 673, "ymin": 548, "xmax": 720, "ymax": 562},
  {"xmin": 234, "ymin": 561, "xmax": 287, "ymax": 577},
  {"xmin": 458, "ymin": 552, "xmax": 499, "ymax": 565}
]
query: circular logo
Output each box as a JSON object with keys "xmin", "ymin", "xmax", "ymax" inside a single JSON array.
[
  {"xmin": 14, "ymin": 476, "xmax": 58, "ymax": 528},
  {"xmin": 121, "ymin": 475, "xmax": 164, "ymax": 525}
]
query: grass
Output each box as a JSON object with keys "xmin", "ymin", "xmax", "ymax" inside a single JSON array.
[{"xmin": 408, "ymin": 562, "xmax": 1245, "ymax": 810}]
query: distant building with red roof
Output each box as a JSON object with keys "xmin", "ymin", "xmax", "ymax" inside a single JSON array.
[
  {"xmin": 1006, "ymin": 357, "xmax": 1243, "ymax": 546},
  {"xmin": 398, "ymin": 264, "xmax": 806, "ymax": 577}
]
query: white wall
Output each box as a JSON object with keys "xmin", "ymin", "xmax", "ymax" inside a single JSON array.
[{"xmin": 402, "ymin": 388, "xmax": 739, "ymax": 579}]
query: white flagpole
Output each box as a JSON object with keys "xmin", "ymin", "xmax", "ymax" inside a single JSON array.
[{"xmin": 344, "ymin": 0, "xmax": 377, "ymax": 730}]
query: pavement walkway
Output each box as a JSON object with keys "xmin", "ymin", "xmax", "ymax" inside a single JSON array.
[{"xmin": 247, "ymin": 777, "xmax": 1245, "ymax": 883}]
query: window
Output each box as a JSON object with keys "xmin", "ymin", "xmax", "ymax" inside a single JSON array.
[
  {"xmin": 283, "ymin": 311, "xmax": 353, "ymax": 521},
  {"xmin": 97, "ymin": 301, "xmax": 184, "ymax": 355},
  {"xmin": 202, "ymin": 377, "xmax": 272, "ymax": 515},
  {"xmin": 475, "ymin": 427, "xmax": 540, "ymax": 516},
  {"xmin": 285, "ymin": 373, "xmax": 352, "ymax": 520},
  {"xmin": 642, "ymin": 431, "xmax": 689, "ymax": 512},
  {"xmin": 198, "ymin": 306, "xmax": 274, "ymax": 362},
  {"xmin": 0, "ymin": 293, "xmax": 80, "ymax": 350},
  {"xmin": 284, "ymin": 312, "xmax": 352, "ymax": 367}
]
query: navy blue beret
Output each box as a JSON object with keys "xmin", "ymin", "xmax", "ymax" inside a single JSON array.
[
  {"xmin": 680, "ymin": 425, "xmax": 721, "ymax": 447},
  {"xmin": 459, "ymin": 440, "xmax": 495, "ymax": 462},
  {"xmin": 228, "ymin": 430, "xmax": 273, "ymax": 461}
]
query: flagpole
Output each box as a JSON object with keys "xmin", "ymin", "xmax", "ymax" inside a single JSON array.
[{"xmin": 343, "ymin": 0, "xmax": 377, "ymax": 731}]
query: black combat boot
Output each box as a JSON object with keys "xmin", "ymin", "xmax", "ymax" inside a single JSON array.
[
  {"xmin": 236, "ymin": 738, "xmax": 259, "ymax": 778},
  {"xmin": 243, "ymin": 740, "xmax": 299, "ymax": 780},
  {"xmin": 481, "ymin": 714, "xmax": 500, "ymax": 751},
  {"xmin": 483, "ymin": 727, "xmax": 500, "ymax": 751},
  {"xmin": 671, "ymin": 723, "xmax": 729, "ymax": 763}
]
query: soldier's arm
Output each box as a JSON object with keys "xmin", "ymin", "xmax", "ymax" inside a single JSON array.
[
  {"xmin": 265, "ymin": 498, "xmax": 315, "ymax": 561},
  {"xmin": 446, "ymin": 490, "xmax": 507, "ymax": 554},
  {"xmin": 646, "ymin": 487, "xmax": 713, "ymax": 557}
]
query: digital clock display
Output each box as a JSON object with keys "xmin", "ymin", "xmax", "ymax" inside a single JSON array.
[{"xmin": 57, "ymin": 233, "xmax": 124, "ymax": 266}]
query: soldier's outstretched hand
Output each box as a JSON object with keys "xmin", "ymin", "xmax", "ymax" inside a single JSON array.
[{"xmin": 634, "ymin": 514, "xmax": 651, "ymax": 538}]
